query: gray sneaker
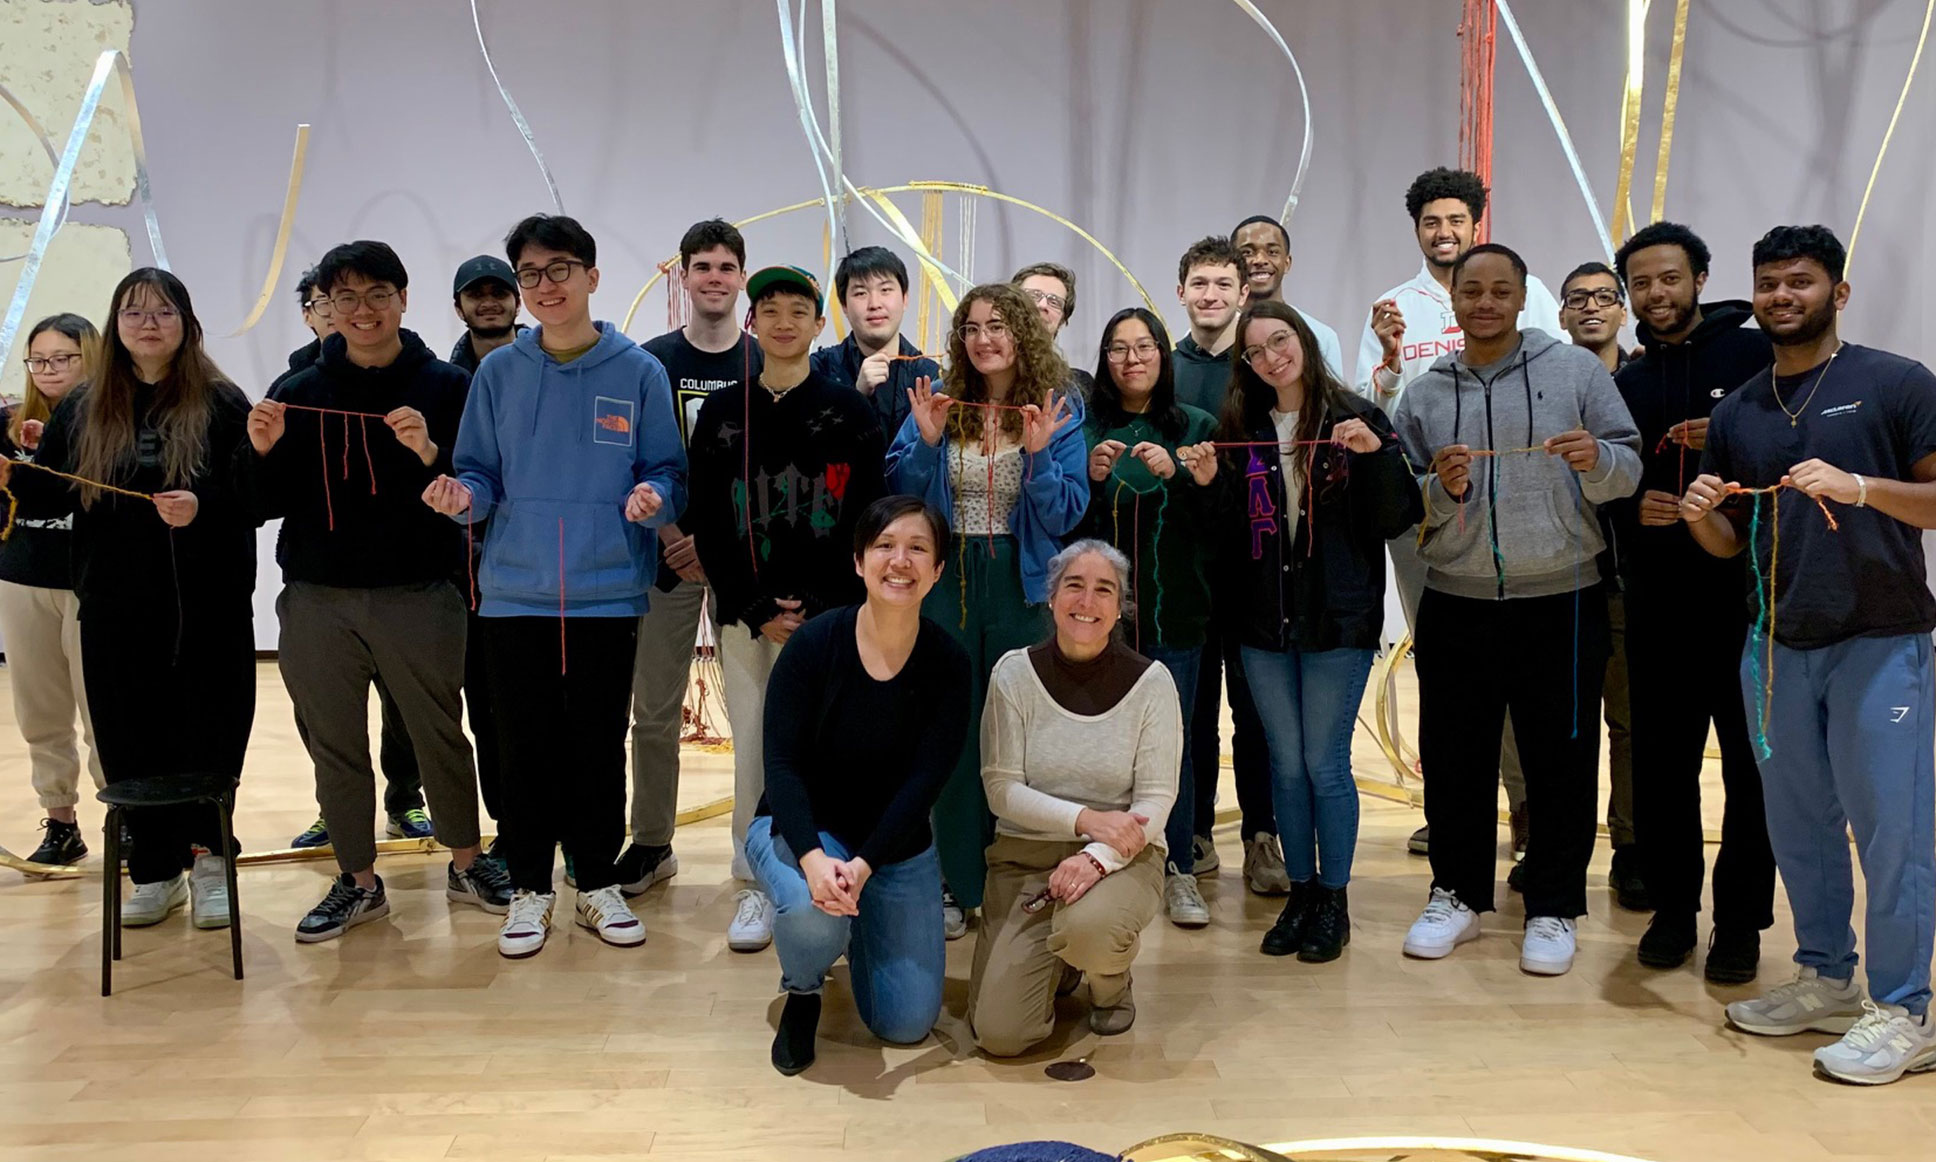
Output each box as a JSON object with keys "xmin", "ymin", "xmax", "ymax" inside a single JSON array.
[
  {"xmin": 1813, "ymin": 1001, "xmax": 1936, "ymax": 1085},
  {"xmin": 1242, "ymin": 832, "xmax": 1291, "ymax": 896},
  {"xmin": 1191, "ymin": 835, "xmax": 1221, "ymax": 876},
  {"xmin": 1164, "ymin": 863, "xmax": 1211, "ymax": 928},
  {"xmin": 1726, "ymin": 967, "xmax": 1866, "ymax": 1036}
]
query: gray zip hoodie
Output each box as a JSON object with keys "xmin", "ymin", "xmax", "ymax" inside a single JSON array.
[{"xmin": 1391, "ymin": 327, "xmax": 1640, "ymax": 600}]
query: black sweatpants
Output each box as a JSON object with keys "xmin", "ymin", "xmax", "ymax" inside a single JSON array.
[
  {"xmin": 1192, "ymin": 614, "xmax": 1276, "ymax": 840},
  {"xmin": 1625, "ymin": 586, "xmax": 1776, "ymax": 930},
  {"xmin": 81, "ymin": 600, "xmax": 255, "ymax": 885},
  {"xmin": 482, "ymin": 614, "xmax": 637, "ymax": 894},
  {"xmin": 1416, "ymin": 585, "xmax": 1609, "ymax": 918},
  {"xmin": 465, "ymin": 606, "xmax": 502, "ymax": 823}
]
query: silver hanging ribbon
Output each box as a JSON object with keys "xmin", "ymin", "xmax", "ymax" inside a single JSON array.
[
  {"xmin": 1229, "ymin": 1, "xmax": 1314, "ymax": 228},
  {"xmin": 1495, "ymin": 0, "xmax": 1617, "ymax": 264},
  {"xmin": 470, "ymin": 0, "xmax": 564, "ymax": 214}
]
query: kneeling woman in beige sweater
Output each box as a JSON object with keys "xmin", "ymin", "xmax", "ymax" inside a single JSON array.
[{"xmin": 968, "ymin": 538, "xmax": 1181, "ymax": 1056}]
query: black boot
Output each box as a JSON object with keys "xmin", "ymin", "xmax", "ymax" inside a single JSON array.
[
  {"xmin": 771, "ymin": 992, "xmax": 822, "ymax": 1076},
  {"xmin": 1704, "ymin": 927, "xmax": 1761, "ymax": 985},
  {"xmin": 1297, "ymin": 885, "xmax": 1351, "ymax": 963},
  {"xmin": 1259, "ymin": 880, "xmax": 1316, "ymax": 956},
  {"xmin": 1637, "ymin": 911, "xmax": 1697, "ymax": 969}
]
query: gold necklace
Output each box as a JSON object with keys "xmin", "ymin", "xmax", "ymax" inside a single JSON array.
[{"xmin": 1771, "ymin": 343, "xmax": 1842, "ymax": 427}]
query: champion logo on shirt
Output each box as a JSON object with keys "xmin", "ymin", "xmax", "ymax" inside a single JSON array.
[{"xmin": 1818, "ymin": 401, "xmax": 1863, "ymax": 419}]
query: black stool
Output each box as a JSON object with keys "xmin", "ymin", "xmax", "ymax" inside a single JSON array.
[{"xmin": 98, "ymin": 774, "xmax": 243, "ymax": 996}]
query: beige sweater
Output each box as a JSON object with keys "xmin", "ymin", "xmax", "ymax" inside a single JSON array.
[{"xmin": 979, "ymin": 648, "xmax": 1181, "ymax": 873}]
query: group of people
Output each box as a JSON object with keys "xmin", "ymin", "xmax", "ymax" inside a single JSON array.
[{"xmin": 4, "ymin": 164, "xmax": 1933, "ymax": 1087}]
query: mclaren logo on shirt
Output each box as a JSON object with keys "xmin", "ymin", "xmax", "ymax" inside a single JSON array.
[{"xmin": 1818, "ymin": 401, "xmax": 1864, "ymax": 419}]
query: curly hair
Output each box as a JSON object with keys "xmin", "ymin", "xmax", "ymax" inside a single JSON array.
[
  {"xmin": 1176, "ymin": 235, "xmax": 1241, "ymax": 285},
  {"xmin": 1405, "ymin": 167, "xmax": 1488, "ymax": 224},
  {"xmin": 1615, "ymin": 220, "xmax": 1711, "ymax": 283},
  {"xmin": 942, "ymin": 283, "xmax": 1070, "ymax": 444}
]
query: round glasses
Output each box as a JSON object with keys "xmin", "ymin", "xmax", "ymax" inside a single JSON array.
[{"xmin": 1241, "ymin": 329, "xmax": 1297, "ymax": 367}]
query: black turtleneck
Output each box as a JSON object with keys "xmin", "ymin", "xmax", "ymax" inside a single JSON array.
[{"xmin": 1026, "ymin": 635, "xmax": 1153, "ymax": 716}]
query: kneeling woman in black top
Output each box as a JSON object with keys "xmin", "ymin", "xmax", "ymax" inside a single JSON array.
[{"xmin": 746, "ymin": 496, "xmax": 973, "ymax": 1075}]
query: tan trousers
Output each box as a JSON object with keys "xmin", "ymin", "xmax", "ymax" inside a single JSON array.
[
  {"xmin": 0, "ymin": 582, "xmax": 102, "ymax": 810},
  {"xmin": 968, "ymin": 834, "xmax": 1162, "ymax": 1057}
]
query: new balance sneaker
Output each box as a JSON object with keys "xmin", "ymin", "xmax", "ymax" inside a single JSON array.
[
  {"xmin": 447, "ymin": 857, "xmax": 513, "ymax": 914},
  {"xmin": 295, "ymin": 874, "xmax": 390, "ymax": 943},
  {"xmin": 728, "ymin": 888, "xmax": 775, "ymax": 952},
  {"xmin": 1191, "ymin": 834, "xmax": 1221, "ymax": 876},
  {"xmin": 941, "ymin": 886, "xmax": 968, "ymax": 941},
  {"xmin": 1402, "ymin": 887, "xmax": 1479, "ymax": 959},
  {"xmin": 122, "ymin": 874, "xmax": 187, "ymax": 927},
  {"xmin": 26, "ymin": 818, "xmax": 87, "ymax": 867},
  {"xmin": 1164, "ymin": 863, "xmax": 1211, "ymax": 928},
  {"xmin": 290, "ymin": 816, "xmax": 330, "ymax": 848},
  {"xmin": 1813, "ymin": 1001, "xmax": 1936, "ymax": 1085},
  {"xmin": 614, "ymin": 842, "xmax": 678, "ymax": 897},
  {"xmin": 189, "ymin": 850, "xmax": 232, "ymax": 930},
  {"xmin": 386, "ymin": 808, "xmax": 434, "ymax": 840},
  {"xmin": 1726, "ymin": 967, "xmax": 1866, "ymax": 1036},
  {"xmin": 1520, "ymin": 915, "xmax": 1577, "ymax": 976},
  {"xmin": 497, "ymin": 890, "xmax": 556, "ymax": 959},
  {"xmin": 1242, "ymin": 832, "xmax": 1291, "ymax": 896},
  {"xmin": 574, "ymin": 884, "xmax": 646, "ymax": 947}
]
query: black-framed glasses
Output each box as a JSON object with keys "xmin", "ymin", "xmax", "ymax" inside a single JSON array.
[
  {"xmin": 1241, "ymin": 329, "xmax": 1297, "ymax": 367},
  {"xmin": 1105, "ymin": 341, "xmax": 1161, "ymax": 364},
  {"xmin": 118, "ymin": 307, "xmax": 179, "ymax": 327},
  {"xmin": 327, "ymin": 288, "xmax": 400, "ymax": 314},
  {"xmin": 516, "ymin": 259, "xmax": 587, "ymax": 289},
  {"xmin": 957, "ymin": 320, "xmax": 1011, "ymax": 344},
  {"xmin": 22, "ymin": 353, "xmax": 82, "ymax": 375},
  {"xmin": 303, "ymin": 297, "xmax": 334, "ymax": 317},
  {"xmin": 1021, "ymin": 287, "xmax": 1066, "ymax": 314},
  {"xmin": 1562, "ymin": 288, "xmax": 1623, "ymax": 310}
]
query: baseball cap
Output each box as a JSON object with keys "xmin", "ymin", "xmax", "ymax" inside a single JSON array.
[
  {"xmin": 453, "ymin": 255, "xmax": 518, "ymax": 298},
  {"xmin": 744, "ymin": 265, "xmax": 823, "ymax": 315}
]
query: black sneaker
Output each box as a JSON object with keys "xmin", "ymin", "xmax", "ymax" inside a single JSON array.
[
  {"xmin": 771, "ymin": 992, "xmax": 822, "ymax": 1076},
  {"xmin": 295, "ymin": 874, "xmax": 390, "ymax": 943},
  {"xmin": 1704, "ymin": 926, "xmax": 1761, "ymax": 985},
  {"xmin": 27, "ymin": 818, "xmax": 87, "ymax": 867},
  {"xmin": 448, "ymin": 857, "xmax": 513, "ymax": 914},
  {"xmin": 1259, "ymin": 881, "xmax": 1316, "ymax": 957},
  {"xmin": 1297, "ymin": 885, "xmax": 1351, "ymax": 964},
  {"xmin": 1507, "ymin": 860, "xmax": 1526, "ymax": 893},
  {"xmin": 1609, "ymin": 847, "xmax": 1652, "ymax": 912},
  {"xmin": 1637, "ymin": 911, "xmax": 1697, "ymax": 969},
  {"xmin": 614, "ymin": 842, "xmax": 678, "ymax": 897}
]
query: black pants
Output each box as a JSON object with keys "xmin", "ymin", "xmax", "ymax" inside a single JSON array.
[
  {"xmin": 1416, "ymin": 586, "xmax": 1609, "ymax": 918},
  {"xmin": 1625, "ymin": 586, "xmax": 1776, "ymax": 930},
  {"xmin": 81, "ymin": 600, "xmax": 255, "ymax": 885},
  {"xmin": 465, "ymin": 606, "xmax": 501, "ymax": 823},
  {"xmin": 1191, "ymin": 616, "xmax": 1276, "ymax": 839},
  {"xmin": 483, "ymin": 614, "xmax": 637, "ymax": 893}
]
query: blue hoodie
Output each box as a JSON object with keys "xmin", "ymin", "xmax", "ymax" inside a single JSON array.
[
  {"xmin": 885, "ymin": 392, "xmax": 1089, "ymax": 604},
  {"xmin": 453, "ymin": 322, "xmax": 687, "ymax": 618}
]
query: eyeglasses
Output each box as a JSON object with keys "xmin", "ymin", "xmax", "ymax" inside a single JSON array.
[
  {"xmin": 1105, "ymin": 341, "xmax": 1162, "ymax": 364},
  {"xmin": 515, "ymin": 260, "xmax": 587, "ymax": 289},
  {"xmin": 22, "ymin": 353, "xmax": 82, "ymax": 375},
  {"xmin": 303, "ymin": 297, "xmax": 334, "ymax": 317},
  {"xmin": 327, "ymin": 288, "xmax": 400, "ymax": 314},
  {"xmin": 1241, "ymin": 329, "xmax": 1297, "ymax": 367},
  {"xmin": 118, "ymin": 307, "xmax": 179, "ymax": 327},
  {"xmin": 1562, "ymin": 288, "xmax": 1623, "ymax": 310},
  {"xmin": 956, "ymin": 320, "xmax": 1011, "ymax": 345},
  {"xmin": 1022, "ymin": 288, "xmax": 1067, "ymax": 314}
]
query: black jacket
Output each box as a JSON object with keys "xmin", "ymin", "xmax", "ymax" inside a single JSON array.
[
  {"xmin": 250, "ymin": 329, "xmax": 468, "ymax": 588},
  {"xmin": 0, "ymin": 411, "xmax": 75, "ymax": 590},
  {"xmin": 1612, "ymin": 301, "xmax": 1772, "ymax": 600},
  {"xmin": 448, "ymin": 325, "xmax": 526, "ymax": 375},
  {"xmin": 268, "ymin": 338, "xmax": 322, "ymax": 398},
  {"xmin": 1221, "ymin": 392, "xmax": 1420, "ymax": 651}
]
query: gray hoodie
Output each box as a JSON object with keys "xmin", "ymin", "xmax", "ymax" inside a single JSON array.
[{"xmin": 1391, "ymin": 328, "xmax": 1640, "ymax": 600}]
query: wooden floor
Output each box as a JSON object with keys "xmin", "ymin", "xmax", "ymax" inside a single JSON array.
[{"xmin": 0, "ymin": 661, "xmax": 1920, "ymax": 1162}]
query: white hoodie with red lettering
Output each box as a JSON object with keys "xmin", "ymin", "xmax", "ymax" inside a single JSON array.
[{"xmin": 1354, "ymin": 260, "xmax": 1563, "ymax": 408}]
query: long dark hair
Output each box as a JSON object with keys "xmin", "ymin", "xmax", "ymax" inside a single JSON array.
[
  {"xmin": 1216, "ymin": 300, "xmax": 1351, "ymax": 455},
  {"xmin": 77, "ymin": 268, "xmax": 231, "ymax": 506},
  {"xmin": 1089, "ymin": 307, "xmax": 1186, "ymax": 443},
  {"xmin": 16, "ymin": 313, "xmax": 99, "ymax": 447}
]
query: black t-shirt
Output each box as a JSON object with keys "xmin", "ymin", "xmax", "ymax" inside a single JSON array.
[
  {"xmin": 642, "ymin": 329, "xmax": 763, "ymax": 446},
  {"xmin": 1702, "ymin": 342, "xmax": 1936, "ymax": 648}
]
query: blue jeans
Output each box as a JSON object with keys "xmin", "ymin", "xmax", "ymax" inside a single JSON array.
[
  {"xmin": 1240, "ymin": 645, "xmax": 1375, "ymax": 888},
  {"xmin": 743, "ymin": 817, "xmax": 946, "ymax": 1043},
  {"xmin": 1146, "ymin": 644, "xmax": 1203, "ymax": 875},
  {"xmin": 1748, "ymin": 633, "xmax": 1935, "ymax": 1014}
]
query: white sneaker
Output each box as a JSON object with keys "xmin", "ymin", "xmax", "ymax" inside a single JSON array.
[
  {"xmin": 1164, "ymin": 864, "xmax": 1211, "ymax": 928},
  {"xmin": 1243, "ymin": 832, "xmax": 1292, "ymax": 896},
  {"xmin": 1813, "ymin": 1001, "xmax": 1936, "ymax": 1085},
  {"xmin": 1520, "ymin": 915, "xmax": 1577, "ymax": 976},
  {"xmin": 728, "ymin": 888, "xmax": 774, "ymax": 952},
  {"xmin": 1403, "ymin": 887, "xmax": 1480, "ymax": 959},
  {"xmin": 122, "ymin": 874, "xmax": 188, "ymax": 927},
  {"xmin": 574, "ymin": 884, "xmax": 646, "ymax": 947},
  {"xmin": 941, "ymin": 887, "xmax": 968, "ymax": 941},
  {"xmin": 189, "ymin": 851, "xmax": 232, "ymax": 930},
  {"xmin": 1726, "ymin": 967, "xmax": 1867, "ymax": 1036},
  {"xmin": 497, "ymin": 889, "xmax": 555, "ymax": 959}
]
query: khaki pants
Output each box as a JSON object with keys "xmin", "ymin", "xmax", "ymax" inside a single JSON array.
[
  {"xmin": 0, "ymin": 582, "xmax": 103, "ymax": 810},
  {"xmin": 719, "ymin": 626, "xmax": 783, "ymax": 883},
  {"xmin": 968, "ymin": 834, "xmax": 1162, "ymax": 1057}
]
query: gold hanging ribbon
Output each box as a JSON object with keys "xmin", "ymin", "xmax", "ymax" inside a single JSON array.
[
  {"xmin": 1609, "ymin": 0, "xmax": 1650, "ymax": 243},
  {"xmin": 1648, "ymin": 0, "xmax": 1690, "ymax": 223},
  {"xmin": 227, "ymin": 124, "xmax": 311, "ymax": 336},
  {"xmin": 1848, "ymin": 0, "xmax": 1935, "ymax": 279}
]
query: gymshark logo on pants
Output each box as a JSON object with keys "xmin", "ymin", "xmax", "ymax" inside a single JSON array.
[{"xmin": 1891, "ymin": 706, "xmax": 1910, "ymax": 723}]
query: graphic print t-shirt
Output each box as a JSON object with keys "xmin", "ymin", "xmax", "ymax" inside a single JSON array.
[{"xmin": 643, "ymin": 329, "xmax": 764, "ymax": 446}]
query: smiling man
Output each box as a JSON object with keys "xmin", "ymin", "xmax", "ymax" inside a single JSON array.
[
  {"xmin": 448, "ymin": 255, "xmax": 525, "ymax": 374},
  {"xmin": 1230, "ymin": 215, "xmax": 1343, "ymax": 378},
  {"xmin": 685, "ymin": 264, "xmax": 887, "ymax": 955},
  {"xmin": 1011, "ymin": 261, "xmax": 1093, "ymax": 399},
  {"xmin": 812, "ymin": 246, "xmax": 939, "ymax": 440}
]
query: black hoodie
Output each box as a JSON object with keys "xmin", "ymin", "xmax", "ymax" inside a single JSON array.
[
  {"xmin": 249, "ymin": 329, "xmax": 469, "ymax": 588},
  {"xmin": 1611, "ymin": 301, "xmax": 1772, "ymax": 596}
]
